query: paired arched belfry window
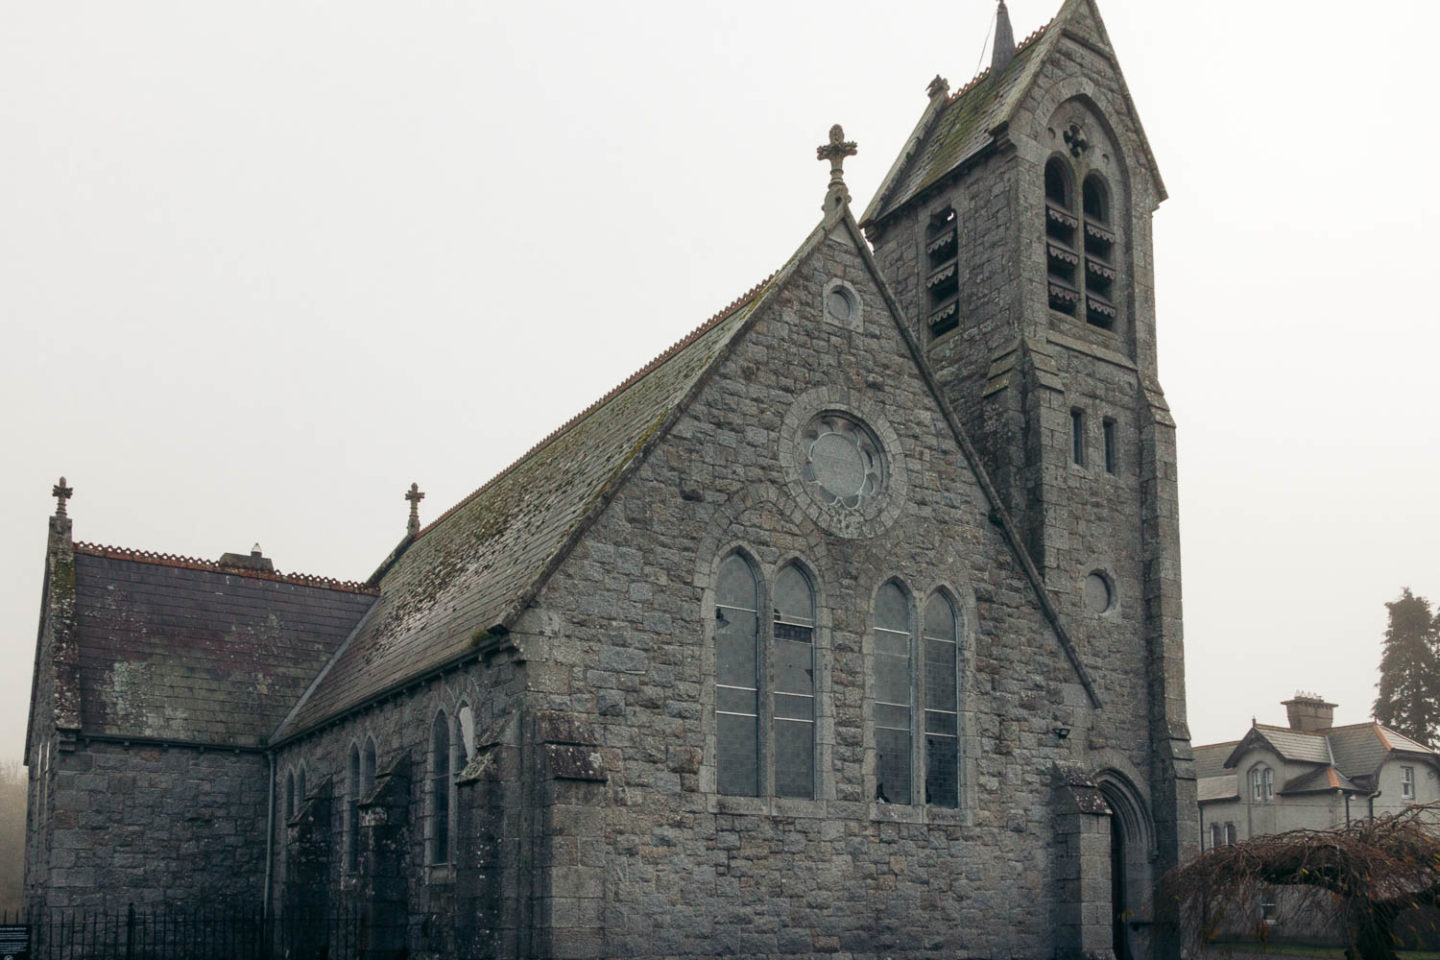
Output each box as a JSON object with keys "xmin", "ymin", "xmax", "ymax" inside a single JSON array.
[
  {"xmin": 873, "ymin": 583, "xmax": 962, "ymax": 808},
  {"xmin": 1045, "ymin": 156, "xmax": 1116, "ymax": 330},
  {"xmin": 714, "ymin": 553, "xmax": 817, "ymax": 799}
]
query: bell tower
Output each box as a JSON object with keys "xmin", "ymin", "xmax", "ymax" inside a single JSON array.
[{"xmin": 861, "ymin": 1, "xmax": 1195, "ymax": 957}]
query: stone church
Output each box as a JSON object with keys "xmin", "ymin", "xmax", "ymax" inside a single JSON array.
[{"xmin": 23, "ymin": 1, "xmax": 1197, "ymax": 956}]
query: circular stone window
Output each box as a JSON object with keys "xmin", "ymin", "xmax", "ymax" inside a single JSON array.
[
  {"xmin": 779, "ymin": 387, "xmax": 907, "ymax": 539},
  {"xmin": 801, "ymin": 414, "xmax": 885, "ymax": 510},
  {"xmin": 826, "ymin": 288, "xmax": 854, "ymax": 324},
  {"xmin": 1084, "ymin": 572, "xmax": 1113, "ymax": 614}
]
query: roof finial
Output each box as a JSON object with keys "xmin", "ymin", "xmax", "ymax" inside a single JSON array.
[
  {"xmin": 405, "ymin": 482, "xmax": 425, "ymax": 537},
  {"xmin": 816, "ymin": 124, "xmax": 857, "ymax": 213},
  {"xmin": 927, "ymin": 75, "xmax": 950, "ymax": 101},
  {"xmin": 52, "ymin": 476, "xmax": 73, "ymax": 518},
  {"xmin": 993, "ymin": 1, "xmax": 1016, "ymax": 72}
]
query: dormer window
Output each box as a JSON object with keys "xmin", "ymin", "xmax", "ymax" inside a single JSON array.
[
  {"xmin": 926, "ymin": 207, "xmax": 960, "ymax": 337},
  {"xmin": 1044, "ymin": 158, "xmax": 1079, "ymax": 316}
]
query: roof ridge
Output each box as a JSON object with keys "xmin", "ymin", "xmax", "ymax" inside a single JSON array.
[
  {"xmin": 73, "ymin": 541, "xmax": 378, "ymax": 595},
  {"xmin": 944, "ymin": 19, "xmax": 1052, "ymax": 107},
  {"xmin": 412, "ymin": 271, "xmax": 778, "ymax": 542}
]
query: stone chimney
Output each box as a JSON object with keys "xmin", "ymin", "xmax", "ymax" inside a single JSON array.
[
  {"xmin": 219, "ymin": 543, "xmax": 275, "ymax": 573},
  {"xmin": 1282, "ymin": 693, "xmax": 1336, "ymax": 733}
]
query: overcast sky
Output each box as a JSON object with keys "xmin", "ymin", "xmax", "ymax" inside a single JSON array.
[{"xmin": 3, "ymin": 0, "xmax": 1438, "ymax": 768}]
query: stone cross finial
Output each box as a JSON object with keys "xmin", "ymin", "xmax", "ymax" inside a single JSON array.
[
  {"xmin": 52, "ymin": 476, "xmax": 73, "ymax": 517},
  {"xmin": 927, "ymin": 75, "xmax": 950, "ymax": 101},
  {"xmin": 405, "ymin": 482, "xmax": 425, "ymax": 537},
  {"xmin": 816, "ymin": 124, "xmax": 857, "ymax": 213}
]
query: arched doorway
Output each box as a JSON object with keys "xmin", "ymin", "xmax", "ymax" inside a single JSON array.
[{"xmin": 1097, "ymin": 773, "xmax": 1155, "ymax": 960}]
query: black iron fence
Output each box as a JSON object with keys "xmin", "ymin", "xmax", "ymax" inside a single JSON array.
[{"xmin": 0, "ymin": 905, "xmax": 384, "ymax": 960}]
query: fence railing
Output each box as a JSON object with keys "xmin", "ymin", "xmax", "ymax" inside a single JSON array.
[{"xmin": 0, "ymin": 905, "xmax": 383, "ymax": 960}]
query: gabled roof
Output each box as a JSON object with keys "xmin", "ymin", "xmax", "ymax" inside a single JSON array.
[
  {"xmin": 278, "ymin": 231, "xmax": 818, "ymax": 736},
  {"xmin": 1329, "ymin": 722, "xmax": 1438, "ymax": 781},
  {"xmin": 1224, "ymin": 724, "xmax": 1332, "ymax": 767},
  {"xmin": 70, "ymin": 543, "xmax": 376, "ymax": 747},
  {"xmin": 279, "ymin": 199, "xmax": 1107, "ymax": 737},
  {"xmin": 860, "ymin": 0, "xmax": 1164, "ymax": 230}
]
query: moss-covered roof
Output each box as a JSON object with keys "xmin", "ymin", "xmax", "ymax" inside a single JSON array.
[
  {"xmin": 860, "ymin": 19, "xmax": 1055, "ymax": 227},
  {"xmin": 280, "ymin": 269, "xmax": 786, "ymax": 734}
]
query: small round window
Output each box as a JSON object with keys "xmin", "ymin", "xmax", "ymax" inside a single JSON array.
[
  {"xmin": 826, "ymin": 288, "xmax": 854, "ymax": 323},
  {"xmin": 1084, "ymin": 572, "xmax": 1113, "ymax": 614}
]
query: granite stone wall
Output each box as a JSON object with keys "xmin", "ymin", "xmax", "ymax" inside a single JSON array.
[{"xmin": 41, "ymin": 742, "xmax": 269, "ymax": 910}]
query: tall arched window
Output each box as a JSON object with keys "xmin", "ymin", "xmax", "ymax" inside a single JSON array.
[
  {"xmin": 361, "ymin": 737, "xmax": 377, "ymax": 795},
  {"xmin": 346, "ymin": 743, "xmax": 360, "ymax": 872},
  {"xmin": 715, "ymin": 553, "xmax": 760, "ymax": 796},
  {"xmin": 873, "ymin": 581, "xmax": 913, "ymax": 804},
  {"xmin": 430, "ymin": 712, "xmax": 451, "ymax": 863},
  {"xmin": 1045, "ymin": 157, "xmax": 1080, "ymax": 316},
  {"xmin": 773, "ymin": 563, "xmax": 816, "ymax": 799},
  {"xmin": 285, "ymin": 769, "xmax": 296, "ymax": 820},
  {"xmin": 296, "ymin": 764, "xmax": 307, "ymax": 813},
  {"xmin": 1082, "ymin": 173, "xmax": 1116, "ymax": 329},
  {"xmin": 923, "ymin": 591, "xmax": 960, "ymax": 808}
]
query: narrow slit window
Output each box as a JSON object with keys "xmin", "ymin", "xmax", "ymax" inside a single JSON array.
[
  {"xmin": 1102, "ymin": 418, "xmax": 1116, "ymax": 474},
  {"xmin": 715, "ymin": 554, "xmax": 760, "ymax": 796},
  {"xmin": 773, "ymin": 564, "xmax": 816, "ymax": 799},
  {"xmin": 873, "ymin": 581, "xmax": 913, "ymax": 804},
  {"xmin": 1071, "ymin": 409, "xmax": 1086, "ymax": 466}
]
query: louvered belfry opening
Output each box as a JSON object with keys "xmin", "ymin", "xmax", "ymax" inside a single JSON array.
[
  {"xmin": 925, "ymin": 206, "xmax": 960, "ymax": 336},
  {"xmin": 1082, "ymin": 174, "xmax": 1117, "ymax": 329},
  {"xmin": 1044, "ymin": 158, "xmax": 1080, "ymax": 316}
]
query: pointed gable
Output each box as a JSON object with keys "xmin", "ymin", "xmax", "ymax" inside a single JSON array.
[
  {"xmin": 279, "ymin": 236, "xmax": 829, "ymax": 734},
  {"xmin": 860, "ymin": 0, "xmax": 1163, "ymax": 230}
]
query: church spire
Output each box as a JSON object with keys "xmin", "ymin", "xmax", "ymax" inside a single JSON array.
[{"xmin": 992, "ymin": 1, "xmax": 1016, "ymax": 72}]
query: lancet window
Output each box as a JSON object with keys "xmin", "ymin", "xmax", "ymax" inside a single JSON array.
[
  {"xmin": 714, "ymin": 552, "xmax": 819, "ymax": 799},
  {"xmin": 925, "ymin": 207, "xmax": 960, "ymax": 337}
]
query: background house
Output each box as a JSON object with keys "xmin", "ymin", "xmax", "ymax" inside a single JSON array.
[{"xmin": 1196, "ymin": 694, "xmax": 1440, "ymax": 850}]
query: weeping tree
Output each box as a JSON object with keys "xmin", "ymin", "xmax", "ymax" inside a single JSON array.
[{"xmin": 1161, "ymin": 805, "xmax": 1440, "ymax": 960}]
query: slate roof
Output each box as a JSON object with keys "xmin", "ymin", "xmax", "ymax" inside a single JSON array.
[
  {"xmin": 860, "ymin": 22, "xmax": 1051, "ymax": 227},
  {"xmin": 1225, "ymin": 724, "xmax": 1332, "ymax": 767},
  {"xmin": 1197, "ymin": 776, "xmax": 1239, "ymax": 803},
  {"xmin": 859, "ymin": 0, "xmax": 1165, "ymax": 230},
  {"xmin": 1281, "ymin": 765, "xmax": 1362, "ymax": 796},
  {"xmin": 1194, "ymin": 741, "xmax": 1239, "ymax": 779},
  {"xmin": 1329, "ymin": 723, "xmax": 1437, "ymax": 781},
  {"xmin": 71, "ymin": 544, "xmax": 376, "ymax": 747},
  {"xmin": 279, "ymin": 265, "xmax": 793, "ymax": 735}
]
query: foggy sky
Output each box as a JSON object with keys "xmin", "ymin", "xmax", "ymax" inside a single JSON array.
[{"xmin": 3, "ymin": 0, "xmax": 1438, "ymax": 767}]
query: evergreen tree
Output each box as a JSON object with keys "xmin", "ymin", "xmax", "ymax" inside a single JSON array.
[{"xmin": 1372, "ymin": 588, "xmax": 1440, "ymax": 745}]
